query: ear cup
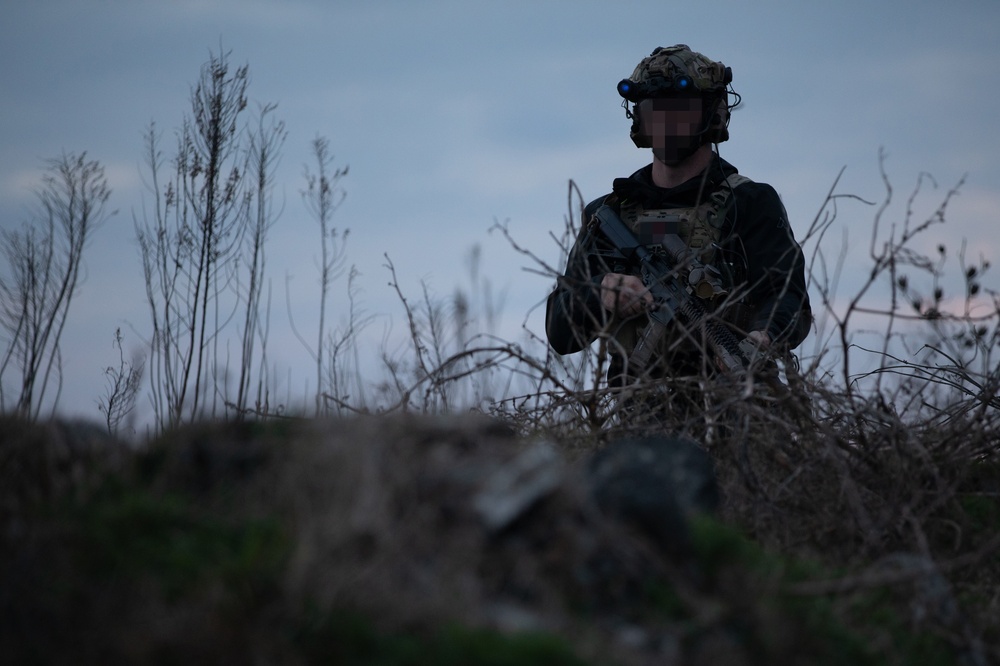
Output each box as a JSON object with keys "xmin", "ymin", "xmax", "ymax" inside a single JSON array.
[
  {"xmin": 705, "ymin": 97, "xmax": 730, "ymax": 143},
  {"xmin": 629, "ymin": 105, "xmax": 652, "ymax": 148}
]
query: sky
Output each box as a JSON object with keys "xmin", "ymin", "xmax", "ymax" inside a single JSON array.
[{"xmin": 2, "ymin": 0, "xmax": 999, "ymax": 424}]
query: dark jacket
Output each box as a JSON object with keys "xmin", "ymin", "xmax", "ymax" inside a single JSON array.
[{"xmin": 545, "ymin": 156, "xmax": 811, "ymax": 371}]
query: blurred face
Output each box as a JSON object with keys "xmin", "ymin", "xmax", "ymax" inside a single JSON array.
[{"xmin": 638, "ymin": 96, "xmax": 704, "ymax": 165}]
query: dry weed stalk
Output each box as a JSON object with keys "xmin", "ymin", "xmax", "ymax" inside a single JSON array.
[
  {"xmin": 0, "ymin": 153, "xmax": 112, "ymax": 421},
  {"xmin": 343, "ymin": 159, "xmax": 1000, "ymax": 658}
]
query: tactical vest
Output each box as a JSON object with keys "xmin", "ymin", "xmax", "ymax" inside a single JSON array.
[{"xmin": 610, "ymin": 173, "xmax": 753, "ymax": 368}]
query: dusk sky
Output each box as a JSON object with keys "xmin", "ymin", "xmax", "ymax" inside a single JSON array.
[{"xmin": 2, "ymin": 0, "xmax": 998, "ymax": 423}]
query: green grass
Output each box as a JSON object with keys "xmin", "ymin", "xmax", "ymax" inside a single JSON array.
[
  {"xmin": 4, "ymin": 414, "xmax": 987, "ymax": 665},
  {"xmin": 685, "ymin": 514, "xmax": 958, "ymax": 665},
  {"xmin": 41, "ymin": 477, "xmax": 592, "ymax": 664},
  {"xmin": 62, "ymin": 480, "xmax": 288, "ymax": 602},
  {"xmin": 959, "ymin": 494, "xmax": 1000, "ymax": 533},
  {"xmin": 297, "ymin": 609, "xmax": 589, "ymax": 666}
]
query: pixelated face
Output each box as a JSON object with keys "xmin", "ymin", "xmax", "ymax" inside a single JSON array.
[
  {"xmin": 638, "ymin": 97, "xmax": 704, "ymax": 165},
  {"xmin": 639, "ymin": 97, "xmax": 703, "ymax": 138}
]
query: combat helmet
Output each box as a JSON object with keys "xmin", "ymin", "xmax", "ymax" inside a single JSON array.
[{"xmin": 618, "ymin": 45, "xmax": 735, "ymax": 149}]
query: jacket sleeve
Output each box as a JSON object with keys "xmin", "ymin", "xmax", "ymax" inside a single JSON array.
[
  {"xmin": 544, "ymin": 200, "xmax": 617, "ymax": 355},
  {"xmin": 732, "ymin": 184, "xmax": 812, "ymax": 349}
]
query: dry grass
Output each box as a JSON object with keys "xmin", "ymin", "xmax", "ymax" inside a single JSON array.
[
  {"xmin": 3, "ymin": 162, "xmax": 1000, "ymax": 663},
  {"xmin": 3, "ymin": 374, "xmax": 999, "ymax": 665}
]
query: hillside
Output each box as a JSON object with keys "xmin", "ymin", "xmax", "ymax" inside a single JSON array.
[{"xmin": 2, "ymin": 400, "xmax": 997, "ymax": 665}]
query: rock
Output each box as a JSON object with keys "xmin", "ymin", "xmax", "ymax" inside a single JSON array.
[
  {"xmin": 473, "ymin": 441, "xmax": 563, "ymax": 532},
  {"xmin": 587, "ymin": 434, "xmax": 719, "ymax": 558}
]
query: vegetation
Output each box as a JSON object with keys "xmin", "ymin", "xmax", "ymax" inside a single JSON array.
[
  {"xmin": 2, "ymin": 48, "xmax": 999, "ymax": 664},
  {"xmin": 0, "ymin": 153, "xmax": 112, "ymax": 420}
]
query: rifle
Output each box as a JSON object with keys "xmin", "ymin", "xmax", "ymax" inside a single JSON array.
[{"xmin": 590, "ymin": 204, "xmax": 760, "ymax": 377}]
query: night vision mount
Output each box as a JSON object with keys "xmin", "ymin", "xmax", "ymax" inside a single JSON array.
[
  {"xmin": 617, "ymin": 66, "xmax": 732, "ymax": 102},
  {"xmin": 618, "ymin": 75, "xmax": 694, "ymax": 102}
]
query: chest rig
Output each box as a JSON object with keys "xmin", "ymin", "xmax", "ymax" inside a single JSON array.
[
  {"xmin": 608, "ymin": 173, "xmax": 753, "ymax": 372},
  {"xmin": 618, "ymin": 173, "xmax": 751, "ymax": 264}
]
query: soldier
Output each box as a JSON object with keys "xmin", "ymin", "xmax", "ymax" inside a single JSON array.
[{"xmin": 545, "ymin": 45, "xmax": 811, "ymax": 417}]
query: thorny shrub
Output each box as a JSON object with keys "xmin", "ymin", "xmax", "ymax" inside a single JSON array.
[{"xmin": 352, "ymin": 157, "xmax": 1000, "ymax": 661}]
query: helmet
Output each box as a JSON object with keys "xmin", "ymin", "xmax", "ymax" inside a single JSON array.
[{"xmin": 619, "ymin": 45, "xmax": 734, "ymax": 149}]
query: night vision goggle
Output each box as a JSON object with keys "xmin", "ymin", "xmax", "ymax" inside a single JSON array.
[{"xmin": 617, "ymin": 74, "xmax": 696, "ymax": 102}]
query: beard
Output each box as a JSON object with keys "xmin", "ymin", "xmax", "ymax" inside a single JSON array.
[{"xmin": 651, "ymin": 134, "xmax": 704, "ymax": 166}]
